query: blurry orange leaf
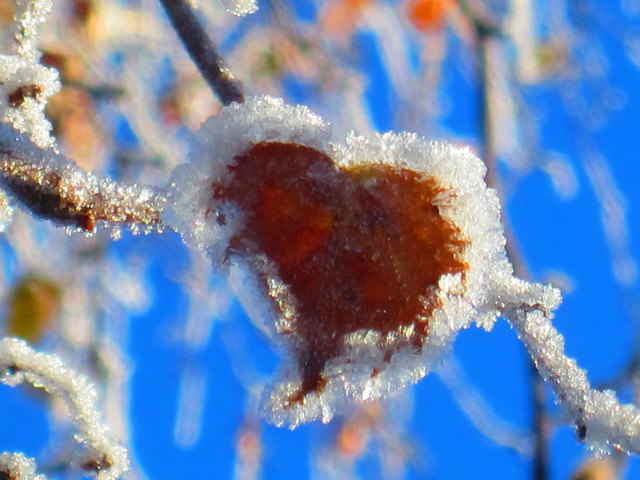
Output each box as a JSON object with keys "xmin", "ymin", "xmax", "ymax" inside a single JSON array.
[
  {"xmin": 6, "ymin": 276, "xmax": 61, "ymax": 344},
  {"xmin": 42, "ymin": 50, "xmax": 87, "ymax": 83},
  {"xmin": 407, "ymin": 0, "xmax": 453, "ymax": 33},
  {"xmin": 322, "ymin": 0, "xmax": 373, "ymax": 35},
  {"xmin": 336, "ymin": 404, "xmax": 382, "ymax": 458},
  {"xmin": 0, "ymin": 1, "xmax": 14, "ymax": 28},
  {"xmin": 337, "ymin": 419, "xmax": 369, "ymax": 458},
  {"xmin": 46, "ymin": 86, "xmax": 103, "ymax": 170},
  {"xmin": 572, "ymin": 457, "xmax": 617, "ymax": 480}
]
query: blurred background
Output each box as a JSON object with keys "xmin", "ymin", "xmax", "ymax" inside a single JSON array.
[{"xmin": 1, "ymin": 0, "xmax": 639, "ymax": 478}]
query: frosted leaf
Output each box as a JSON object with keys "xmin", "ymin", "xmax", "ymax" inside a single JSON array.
[
  {"xmin": 0, "ymin": 338, "xmax": 129, "ymax": 479},
  {"xmin": 165, "ymin": 95, "xmax": 556, "ymax": 427},
  {"xmin": 0, "ymin": 452, "xmax": 46, "ymax": 480},
  {"xmin": 216, "ymin": 0, "xmax": 259, "ymax": 16}
]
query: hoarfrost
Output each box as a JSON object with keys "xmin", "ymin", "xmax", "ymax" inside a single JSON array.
[
  {"xmin": 165, "ymin": 96, "xmax": 330, "ymax": 269},
  {"xmin": 0, "ymin": 337, "xmax": 129, "ymax": 480},
  {"xmin": 12, "ymin": 0, "xmax": 54, "ymax": 62},
  {"xmin": 1, "ymin": 0, "xmax": 60, "ymax": 150},
  {"xmin": 0, "ymin": 191, "xmax": 14, "ymax": 233},
  {"xmin": 0, "ymin": 0, "xmax": 60, "ymax": 231},
  {"xmin": 509, "ymin": 306, "xmax": 640, "ymax": 455},
  {"xmin": 0, "ymin": 55, "xmax": 59, "ymax": 149}
]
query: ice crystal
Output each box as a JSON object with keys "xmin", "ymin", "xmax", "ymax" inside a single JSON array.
[{"xmin": 12, "ymin": 0, "xmax": 54, "ymax": 62}]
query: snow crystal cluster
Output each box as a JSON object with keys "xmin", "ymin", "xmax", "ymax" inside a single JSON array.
[
  {"xmin": 509, "ymin": 305, "xmax": 640, "ymax": 456},
  {"xmin": 0, "ymin": 452, "xmax": 46, "ymax": 480},
  {"xmin": 216, "ymin": 0, "xmax": 259, "ymax": 16},
  {"xmin": 0, "ymin": 337, "xmax": 129, "ymax": 480},
  {"xmin": 0, "ymin": 54, "xmax": 59, "ymax": 149},
  {"xmin": 165, "ymin": 96, "xmax": 551, "ymax": 427}
]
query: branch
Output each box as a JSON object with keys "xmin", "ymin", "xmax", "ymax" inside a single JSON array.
[
  {"xmin": 507, "ymin": 303, "xmax": 640, "ymax": 455},
  {"xmin": 159, "ymin": 0, "xmax": 245, "ymax": 106},
  {"xmin": 0, "ymin": 338, "xmax": 129, "ymax": 479},
  {"xmin": 0, "ymin": 123, "xmax": 166, "ymax": 235}
]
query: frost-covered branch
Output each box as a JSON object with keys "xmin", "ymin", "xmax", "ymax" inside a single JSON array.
[
  {"xmin": 159, "ymin": 0, "xmax": 245, "ymax": 106},
  {"xmin": 0, "ymin": 337, "xmax": 129, "ymax": 480},
  {"xmin": 508, "ymin": 305, "xmax": 640, "ymax": 455},
  {"xmin": 0, "ymin": 123, "xmax": 166, "ymax": 235}
]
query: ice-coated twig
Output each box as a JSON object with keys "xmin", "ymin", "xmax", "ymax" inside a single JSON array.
[
  {"xmin": 159, "ymin": 0, "xmax": 245, "ymax": 106},
  {"xmin": 0, "ymin": 337, "xmax": 129, "ymax": 480},
  {"xmin": 508, "ymin": 304, "xmax": 640, "ymax": 455},
  {"xmin": 0, "ymin": 123, "xmax": 166, "ymax": 234}
]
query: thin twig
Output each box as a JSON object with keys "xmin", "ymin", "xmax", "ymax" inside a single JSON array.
[
  {"xmin": 159, "ymin": 0, "xmax": 245, "ymax": 106},
  {"xmin": 529, "ymin": 360, "xmax": 550, "ymax": 480}
]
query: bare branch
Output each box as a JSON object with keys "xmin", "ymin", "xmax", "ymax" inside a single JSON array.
[
  {"xmin": 159, "ymin": 0, "xmax": 245, "ymax": 106},
  {"xmin": 0, "ymin": 123, "xmax": 166, "ymax": 234}
]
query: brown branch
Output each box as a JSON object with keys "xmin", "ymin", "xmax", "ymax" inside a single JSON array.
[
  {"xmin": 159, "ymin": 0, "xmax": 245, "ymax": 106},
  {"xmin": 0, "ymin": 124, "xmax": 166, "ymax": 234}
]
